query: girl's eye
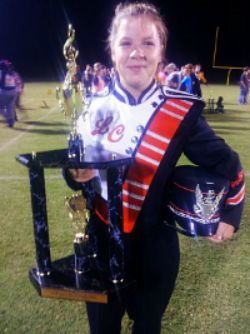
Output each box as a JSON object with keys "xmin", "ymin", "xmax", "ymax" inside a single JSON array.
[
  {"xmin": 144, "ymin": 41, "xmax": 154, "ymax": 47},
  {"xmin": 120, "ymin": 41, "xmax": 131, "ymax": 47}
]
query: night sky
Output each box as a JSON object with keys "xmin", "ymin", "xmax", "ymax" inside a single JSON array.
[{"xmin": 0, "ymin": 0, "xmax": 249, "ymax": 83}]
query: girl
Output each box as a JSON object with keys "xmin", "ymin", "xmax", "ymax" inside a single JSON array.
[{"xmin": 65, "ymin": 3, "xmax": 245, "ymax": 333}]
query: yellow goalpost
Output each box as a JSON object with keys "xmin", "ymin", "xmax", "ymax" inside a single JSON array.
[{"xmin": 212, "ymin": 26, "xmax": 244, "ymax": 85}]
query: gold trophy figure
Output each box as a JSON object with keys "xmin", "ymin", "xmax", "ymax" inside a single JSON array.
[
  {"xmin": 56, "ymin": 24, "xmax": 85, "ymax": 160},
  {"xmin": 62, "ymin": 24, "xmax": 82, "ymax": 118},
  {"xmin": 65, "ymin": 194, "xmax": 90, "ymax": 274}
]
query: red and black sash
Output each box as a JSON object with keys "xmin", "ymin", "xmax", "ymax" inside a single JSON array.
[
  {"xmin": 122, "ymin": 98, "xmax": 194, "ymax": 232},
  {"xmin": 95, "ymin": 97, "xmax": 195, "ymax": 233}
]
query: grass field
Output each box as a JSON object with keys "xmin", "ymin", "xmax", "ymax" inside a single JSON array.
[{"xmin": 0, "ymin": 83, "xmax": 249, "ymax": 334}]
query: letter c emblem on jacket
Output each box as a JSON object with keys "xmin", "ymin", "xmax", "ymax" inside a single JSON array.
[{"xmin": 108, "ymin": 124, "xmax": 125, "ymax": 142}]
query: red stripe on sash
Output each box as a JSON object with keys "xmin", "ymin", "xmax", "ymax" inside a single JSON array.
[
  {"xmin": 137, "ymin": 146, "xmax": 162, "ymax": 165},
  {"xmin": 164, "ymin": 102, "xmax": 188, "ymax": 118},
  {"xmin": 149, "ymin": 109, "xmax": 183, "ymax": 139},
  {"xmin": 123, "ymin": 194, "xmax": 144, "ymax": 208},
  {"xmin": 169, "ymin": 99, "xmax": 193, "ymax": 110},
  {"xmin": 142, "ymin": 134, "xmax": 169, "ymax": 151},
  {"xmin": 123, "ymin": 99, "xmax": 193, "ymax": 233},
  {"xmin": 123, "ymin": 181, "xmax": 149, "ymax": 197}
]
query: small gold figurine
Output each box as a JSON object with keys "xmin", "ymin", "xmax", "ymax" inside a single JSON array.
[{"xmin": 64, "ymin": 194, "xmax": 90, "ymax": 243}]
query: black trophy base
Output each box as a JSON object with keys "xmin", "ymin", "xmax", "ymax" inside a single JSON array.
[{"xmin": 29, "ymin": 255, "xmax": 134, "ymax": 304}]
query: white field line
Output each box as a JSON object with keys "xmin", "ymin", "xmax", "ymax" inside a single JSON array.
[
  {"xmin": 1, "ymin": 172, "xmax": 250, "ymax": 181},
  {"xmin": 0, "ymin": 106, "xmax": 58, "ymax": 154},
  {"xmin": 0, "ymin": 175, "xmax": 62, "ymax": 181}
]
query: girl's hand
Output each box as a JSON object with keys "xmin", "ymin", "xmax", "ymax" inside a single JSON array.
[{"xmin": 207, "ymin": 222, "xmax": 235, "ymax": 243}]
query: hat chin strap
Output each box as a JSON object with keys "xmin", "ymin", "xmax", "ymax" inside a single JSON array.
[{"xmin": 163, "ymin": 221, "xmax": 197, "ymax": 238}]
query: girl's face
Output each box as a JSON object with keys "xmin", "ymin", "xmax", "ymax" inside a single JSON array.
[{"xmin": 111, "ymin": 15, "xmax": 163, "ymax": 99}]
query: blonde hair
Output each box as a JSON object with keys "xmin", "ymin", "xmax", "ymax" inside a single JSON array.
[{"xmin": 107, "ymin": 2, "xmax": 168, "ymax": 58}]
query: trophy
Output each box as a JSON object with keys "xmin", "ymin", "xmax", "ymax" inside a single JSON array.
[{"xmin": 15, "ymin": 23, "xmax": 134, "ymax": 303}]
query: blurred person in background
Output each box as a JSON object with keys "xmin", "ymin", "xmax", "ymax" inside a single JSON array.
[
  {"xmin": 0, "ymin": 59, "xmax": 17, "ymax": 127},
  {"xmin": 239, "ymin": 67, "xmax": 250, "ymax": 104},
  {"xmin": 180, "ymin": 64, "xmax": 201, "ymax": 97},
  {"xmin": 164, "ymin": 62, "xmax": 180, "ymax": 89},
  {"xmin": 155, "ymin": 61, "xmax": 166, "ymax": 84},
  {"xmin": 14, "ymin": 70, "xmax": 24, "ymax": 111},
  {"xmin": 179, "ymin": 64, "xmax": 192, "ymax": 93},
  {"xmin": 82, "ymin": 64, "xmax": 94, "ymax": 97},
  {"xmin": 194, "ymin": 63, "xmax": 207, "ymax": 84},
  {"xmin": 215, "ymin": 96, "xmax": 224, "ymax": 114},
  {"xmin": 92, "ymin": 63, "xmax": 107, "ymax": 93}
]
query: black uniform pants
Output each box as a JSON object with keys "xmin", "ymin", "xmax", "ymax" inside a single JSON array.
[{"xmin": 86, "ymin": 225, "xmax": 180, "ymax": 334}]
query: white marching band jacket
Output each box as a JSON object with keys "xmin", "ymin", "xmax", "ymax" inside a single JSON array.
[{"xmin": 71, "ymin": 81, "xmax": 245, "ymax": 233}]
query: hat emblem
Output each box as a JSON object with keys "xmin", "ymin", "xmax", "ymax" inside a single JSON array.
[{"xmin": 194, "ymin": 184, "xmax": 225, "ymax": 223}]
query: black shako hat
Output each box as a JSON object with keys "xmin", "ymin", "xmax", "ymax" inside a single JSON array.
[{"xmin": 166, "ymin": 165, "xmax": 230, "ymax": 237}]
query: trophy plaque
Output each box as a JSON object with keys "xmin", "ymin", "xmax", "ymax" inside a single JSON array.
[{"xmin": 16, "ymin": 24, "xmax": 134, "ymax": 303}]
